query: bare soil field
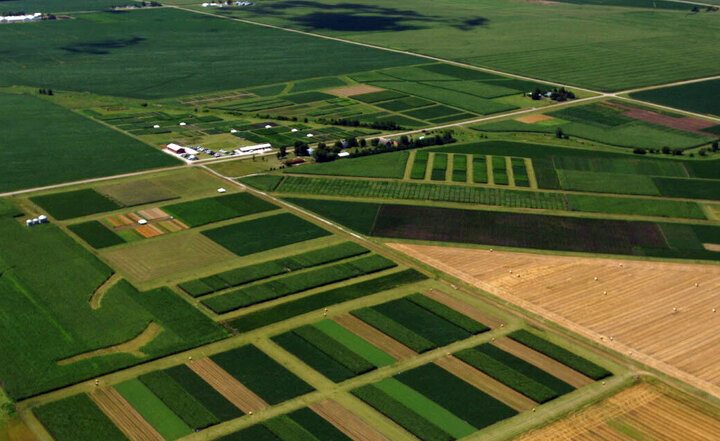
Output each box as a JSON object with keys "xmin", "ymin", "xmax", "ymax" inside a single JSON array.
[
  {"xmin": 310, "ymin": 399, "xmax": 390, "ymax": 441},
  {"xmin": 389, "ymin": 243, "xmax": 720, "ymax": 398},
  {"xmin": 514, "ymin": 383, "xmax": 720, "ymax": 440},
  {"xmin": 424, "ymin": 289, "xmax": 505, "ymax": 328},
  {"xmin": 90, "ymin": 388, "xmax": 163, "ymax": 441},
  {"xmin": 493, "ymin": 338, "xmax": 593, "ymax": 388},
  {"xmin": 435, "ymin": 355, "xmax": 537, "ymax": 411},
  {"xmin": 187, "ymin": 358, "xmax": 268, "ymax": 413},
  {"xmin": 332, "ymin": 314, "xmax": 417, "ymax": 360},
  {"xmin": 607, "ymin": 102, "xmax": 716, "ymax": 134},
  {"xmin": 326, "ymin": 85, "xmax": 385, "ymax": 97},
  {"xmin": 516, "ymin": 114, "xmax": 554, "ymax": 124}
]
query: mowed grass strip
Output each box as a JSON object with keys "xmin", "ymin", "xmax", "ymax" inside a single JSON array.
[
  {"xmin": 202, "ymin": 254, "xmax": 396, "ymax": 313},
  {"xmin": 33, "ymin": 394, "xmax": 128, "ymax": 441},
  {"xmin": 211, "ymin": 345, "xmax": 314, "ymax": 405},
  {"xmin": 396, "ymin": 364, "xmax": 517, "ymax": 429},
  {"xmin": 203, "ymin": 212, "xmax": 331, "ymax": 256},
  {"xmin": 163, "ymin": 192, "xmax": 277, "ymax": 227},
  {"xmin": 68, "ymin": 221, "xmax": 125, "ymax": 249},
  {"xmin": 115, "ymin": 379, "xmax": 192, "ymax": 441},
  {"xmin": 31, "ymin": 189, "xmax": 123, "ymax": 220},
  {"xmin": 227, "ymin": 269, "xmax": 427, "ymax": 333}
]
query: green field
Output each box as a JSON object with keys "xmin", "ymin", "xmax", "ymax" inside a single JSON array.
[
  {"xmin": 0, "ymin": 206, "xmax": 227, "ymax": 399},
  {"xmin": 0, "ymin": 0, "xmax": 125, "ymax": 13},
  {"xmin": 163, "ymin": 192, "xmax": 277, "ymax": 227},
  {"xmin": 0, "ymin": 8, "xmax": 418, "ymax": 98},
  {"xmin": 287, "ymin": 150, "xmax": 409, "ymax": 179},
  {"xmin": 202, "ymin": 212, "xmax": 332, "ymax": 256},
  {"xmin": 202, "ymin": 0, "xmax": 720, "ymax": 91},
  {"xmin": 630, "ymin": 79, "xmax": 720, "ymax": 116},
  {"xmin": 0, "ymin": 93, "xmax": 177, "ymax": 192},
  {"xmin": 33, "ymin": 394, "xmax": 127, "ymax": 441}
]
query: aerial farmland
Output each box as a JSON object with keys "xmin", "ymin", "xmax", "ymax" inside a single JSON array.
[{"xmin": 1, "ymin": 0, "xmax": 719, "ymax": 440}]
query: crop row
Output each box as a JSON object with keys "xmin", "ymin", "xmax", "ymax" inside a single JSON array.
[
  {"xmin": 227, "ymin": 269, "xmax": 427, "ymax": 333},
  {"xmin": 276, "ymin": 176, "xmax": 566, "ymax": 210},
  {"xmin": 431, "ymin": 153, "xmax": 448, "ymax": 181},
  {"xmin": 202, "ymin": 254, "xmax": 397, "ymax": 314},
  {"xmin": 179, "ymin": 241, "xmax": 369, "ymax": 297},
  {"xmin": 411, "ymin": 151, "xmax": 429, "ymax": 179}
]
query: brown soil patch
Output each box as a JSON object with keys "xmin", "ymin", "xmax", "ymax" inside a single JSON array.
[
  {"xmin": 90, "ymin": 273, "xmax": 121, "ymax": 310},
  {"xmin": 435, "ymin": 355, "xmax": 537, "ymax": 411},
  {"xmin": 424, "ymin": 289, "xmax": 504, "ymax": 328},
  {"xmin": 515, "ymin": 383, "xmax": 720, "ymax": 440},
  {"xmin": 115, "ymin": 214, "xmax": 134, "ymax": 226},
  {"xmin": 2, "ymin": 419, "xmax": 39, "ymax": 441},
  {"xmin": 137, "ymin": 208, "xmax": 169, "ymax": 221},
  {"xmin": 703, "ymin": 243, "xmax": 720, "ymax": 252},
  {"xmin": 135, "ymin": 224, "xmax": 164, "ymax": 239},
  {"xmin": 388, "ymin": 243, "xmax": 720, "ymax": 399},
  {"xmin": 310, "ymin": 399, "xmax": 390, "ymax": 441},
  {"xmin": 516, "ymin": 114, "xmax": 554, "ymax": 124},
  {"xmin": 333, "ymin": 314, "xmax": 416, "ymax": 360},
  {"xmin": 605, "ymin": 101, "xmax": 716, "ymax": 134},
  {"xmin": 327, "ymin": 85, "xmax": 385, "ymax": 97},
  {"xmin": 58, "ymin": 322, "xmax": 162, "ymax": 365},
  {"xmin": 187, "ymin": 358, "xmax": 268, "ymax": 413},
  {"xmin": 105, "ymin": 216, "xmax": 122, "ymax": 228},
  {"xmin": 493, "ymin": 338, "xmax": 592, "ymax": 388},
  {"xmin": 127, "ymin": 213, "xmax": 142, "ymax": 223},
  {"xmin": 90, "ymin": 388, "xmax": 164, "ymax": 441}
]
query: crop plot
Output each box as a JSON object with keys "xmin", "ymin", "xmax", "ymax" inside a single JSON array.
[
  {"xmin": 477, "ymin": 101, "xmax": 715, "ymax": 150},
  {"xmin": 289, "ymin": 150, "xmax": 409, "ymax": 179},
  {"xmin": 163, "ymin": 192, "xmax": 277, "ymax": 227},
  {"xmin": 201, "ymin": 254, "xmax": 397, "ymax": 314},
  {"xmin": 350, "ymin": 294, "xmax": 490, "ymax": 353},
  {"xmin": 630, "ymin": 78, "xmax": 720, "ymax": 117},
  {"xmin": 203, "ymin": 212, "xmax": 332, "ymax": 257},
  {"xmin": 273, "ymin": 319, "xmax": 396, "ymax": 382},
  {"xmin": 97, "ymin": 179, "xmax": 179, "ymax": 207},
  {"xmin": 31, "ymin": 189, "xmax": 123, "ymax": 221},
  {"xmin": 178, "ymin": 241, "xmax": 369, "ymax": 297},
  {"xmin": 515, "ymin": 383, "xmax": 720, "ymax": 440},
  {"xmin": 430, "ymin": 153, "xmax": 448, "ymax": 181},
  {"xmin": 390, "ymin": 244, "xmax": 720, "ymax": 395}
]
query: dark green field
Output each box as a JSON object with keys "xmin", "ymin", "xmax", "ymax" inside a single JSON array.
[
  {"xmin": 0, "ymin": 93, "xmax": 177, "ymax": 192},
  {"xmin": 0, "ymin": 0, "xmax": 123, "ymax": 14},
  {"xmin": 630, "ymin": 79, "xmax": 720, "ymax": 116},
  {"xmin": 0, "ymin": 8, "xmax": 418, "ymax": 98}
]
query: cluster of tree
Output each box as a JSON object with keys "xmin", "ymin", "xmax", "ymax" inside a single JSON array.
[
  {"xmin": 315, "ymin": 117, "xmax": 404, "ymax": 131},
  {"xmin": 38, "ymin": 88, "xmax": 54, "ymax": 96},
  {"xmin": 255, "ymin": 113, "xmax": 298, "ymax": 122},
  {"xmin": 691, "ymin": 6, "xmax": 718, "ymax": 12},
  {"xmin": 531, "ymin": 87, "xmax": 576, "ymax": 102},
  {"xmin": 555, "ymin": 127, "xmax": 569, "ymax": 139},
  {"xmin": 310, "ymin": 131, "xmax": 457, "ymax": 163}
]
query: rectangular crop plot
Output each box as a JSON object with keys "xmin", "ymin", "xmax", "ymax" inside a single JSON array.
[
  {"xmin": 69, "ymin": 221, "xmax": 125, "ymax": 249},
  {"xmin": 0, "ymin": 94, "xmax": 178, "ymax": 193},
  {"xmin": 411, "ymin": 151, "xmax": 429, "ymax": 180},
  {"xmin": 431, "ymin": 153, "xmax": 448, "ymax": 181},
  {"xmin": 349, "ymin": 90, "xmax": 407, "ymax": 103},
  {"xmin": 97, "ymin": 179, "xmax": 179, "ymax": 207},
  {"xmin": 491, "ymin": 156, "xmax": 509, "ymax": 185},
  {"xmin": 227, "ymin": 269, "xmax": 428, "ymax": 333},
  {"xmin": 31, "ymin": 189, "xmax": 123, "ymax": 220},
  {"xmin": 163, "ymin": 192, "xmax": 277, "ymax": 227},
  {"xmin": 630, "ymin": 79, "xmax": 720, "ymax": 117},
  {"xmin": 511, "ymin": 158, "xmax": 530, "ymax": 187},
  {"xmin": 34, "ymin": 394, "xmax": 128, "ymax": 441},
  {"xmin": 473, "ymin": 155, "xmax": 488, "ymax": 183},
  {"xmin": 557, "ymin": 170, "xmax": 660, "ymax": 196},
  {"xmin": 164, "ymin": 365, "xmax": 243, "ymax": 422},
  {"xmin": 201, "ymin": 254, "xmax": 396, "ymax": 313},
  {"xmin": 452, "ymin": 154, "xmax": 467, "ymax": 182},
  {"xmin": 115, "ymin": 379, "xmax": 192, "ymax": 441},
  {"xmin": 211, "ymin": 345, "xmax": 314, "ymax": 405},
  {"xmin": 375, "ymin": 96, "xmax": 434, "ymax": 111},
  {"xmin": 404, "ymin": 105, "xmax": 462, "ymax": 121},
  {"xmin": 202, "ymin": 213, "xmax": 331, "ymax": 257},
  {"xmin": 351, "ymin": 295, "xmax": 488, "ymax": 353},
  {"xmin": 287, "ymin": 150, "xmax": 409, "ymax": 179},
  {"xmin": 179, "ymin": 241, "xmax": 369, "ymax": 297}
]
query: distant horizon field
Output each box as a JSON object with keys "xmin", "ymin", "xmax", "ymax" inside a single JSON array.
[
  {"xmin": 0, "ymin": 0, "xmax": 122, "ymax": 14},
  {"xmin": 0, "ymin": 8, "xmax": 419, "ymax": 98},
  {"xmin": 0, "ymin": 93, "xmax": 178, "ymax": 193},
  {"xmin": 630, "ymin": 79, "xmax": 720, "ymax": 117},
  {"xmin": 182, "ymin": 0, "xmax": 720, "ymax": 91}
]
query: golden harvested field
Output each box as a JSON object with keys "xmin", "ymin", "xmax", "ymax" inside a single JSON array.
[
  {"xmin": 389, "ymin": 243, "xmax": 720, "ymax": 398},
  {"xmin": 514, "ymin": 383, "xmax": 720, "ymax": 440}
]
